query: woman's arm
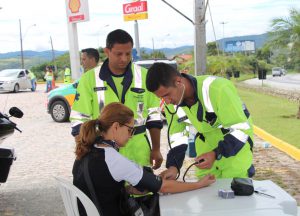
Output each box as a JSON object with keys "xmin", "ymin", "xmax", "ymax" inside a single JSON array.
[{"xmin": 159, "ymin": 174, "xmax": 215, "ymax": 194}]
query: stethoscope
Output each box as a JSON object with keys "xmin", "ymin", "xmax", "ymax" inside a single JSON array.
[
  {"xmin": 163, "ymin": 82, "xmax": 185, "ymax": 180},
  {"xmin": 163, "ymin": 82, "xmax": 202, "ymax": 182}
]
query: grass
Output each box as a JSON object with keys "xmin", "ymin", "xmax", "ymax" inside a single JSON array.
[{"xmin": 237, "ymin": 88, "xmax": 300, "ymax": 149}]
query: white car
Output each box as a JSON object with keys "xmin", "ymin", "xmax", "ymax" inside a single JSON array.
[
  {"xmin": 134, "ymin": 59, "xmax": 178, "ymax": 70},
  {"xmin": 272, "ymin": 67, "xmax": 286, "ymax": 77},
  {"xmin": 0, "ymin": 69, "xmax": 33, "ymax": 92}
]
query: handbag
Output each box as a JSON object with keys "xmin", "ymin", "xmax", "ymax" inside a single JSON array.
[
  {"xmin": 83, "ymin": 155, "xmax": 104, "ymax": 215},
  {"xmin": 120, "ymin": 188, "xmax": 160, "ymax": 216}
]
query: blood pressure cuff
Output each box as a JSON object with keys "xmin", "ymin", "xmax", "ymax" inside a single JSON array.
[
  {"xmin": 134, "ymin": 167, "xmax": 162, "ymax": 193},
  {"xmin": 231, "ymin": 178, "xmax": 254, "ymax": 196},
  {"xmin": 166, "ymin": 144, "xmax": 187, "ymax": 169}
]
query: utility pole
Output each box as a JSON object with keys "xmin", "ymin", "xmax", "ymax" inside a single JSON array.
[
  {"xmin": 134, "ymin": 20, "xmax": 141, "ymax": 58},
  {"xmin": 19, "ymin": 19, "xmax": 24, "ymax": 69},
  {"xmin": 194, "ymin": 0, "xmax": 206, "ymax": 75},
  {"xmin": 220, "ymin": 21, "xmax": 228, "ymax": 54},
  {"xmin": 161, "ymin": 0, "xmax": 207, "ymax": 75},
  {"xmin": 50, "ymin": 36, "xmax": 57, "ymax": 73}
]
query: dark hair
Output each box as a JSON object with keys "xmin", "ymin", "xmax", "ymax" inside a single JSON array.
[
  {"xmin": 146, "ymin": 62, "xmax": 181, "ymax": 92},
  {"xmin": 81, "ymin": 48, "xmax": 100, "ymax": 63},
  {"xmin": 75, "ymin": 102, "xmax": 134, "ymax": 159},
  {"xmin": 106, "ymin": 29, "xmax": 133, "ymax": 49}
]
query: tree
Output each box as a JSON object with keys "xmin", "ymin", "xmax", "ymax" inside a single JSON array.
[
  {"xmin": 268, "ymin": 8, "xmax": 300, "ymax": 119},
  {"xmin": 207, "ymin": 42, "xmax": 219, "ymax": 56},
  {"xmin": 268, "ymin": 8, "xmax": 300, "ymax": 70}
]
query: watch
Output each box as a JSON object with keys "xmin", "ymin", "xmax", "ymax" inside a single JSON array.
[{"xmin": 213, "ymin": 147, "xmax": 222, "ymax": 160}]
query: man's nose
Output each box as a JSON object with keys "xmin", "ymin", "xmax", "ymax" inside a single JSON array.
[{"xmin": 121, "ymin": 55, "xmax": 129, "ymax": 62}]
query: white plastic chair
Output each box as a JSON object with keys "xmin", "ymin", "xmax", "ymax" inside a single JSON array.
[{"xmin": 55, "ymin": 177, "xmax": 100, "ymax": 216}]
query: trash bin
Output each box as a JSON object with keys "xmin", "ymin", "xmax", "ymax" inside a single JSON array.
[
  {"xmin": 226, "ymin": 71, "xmax": 232, "ymax": 80},
  {"xmin": 233, "ymin": 71, "xmax": 240, "ymax": 78},
  {"xmin": 258, "ymin": 69, "xmax": 267, "ymax": 80},
  {"xmin": 0, "ymin": 147, "xmax": 16, "ymax": 183}
]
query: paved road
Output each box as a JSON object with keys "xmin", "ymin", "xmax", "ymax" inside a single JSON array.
[
  {"xmin": 0, "ymin": 84, "xmax": 73, "ymax": 216},
  {"xmin": 243, "ymin": 74, "xmax": 300, "ymax": 91}
]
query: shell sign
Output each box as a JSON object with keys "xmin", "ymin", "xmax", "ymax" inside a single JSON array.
[
  {"xmin": 66, "ymin": 0, "xmax": 90, "ymax": 23},
  {"xmin": 123, "ymin": 1, "xmax": 148, "ymax": 21}
]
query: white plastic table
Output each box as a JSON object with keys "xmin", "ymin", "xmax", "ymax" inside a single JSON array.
[{"xmin": 159, "ymin": 179, "xmax": 297, "ymax": 216}]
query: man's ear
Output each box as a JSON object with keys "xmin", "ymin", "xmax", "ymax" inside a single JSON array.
[
  {"xmin": 174, "ymin": 77, "xmax": 181, "ymax": 86},
  {"xmin": 104, "ymin": 47, "xmax": 109, "ymax": 57}
]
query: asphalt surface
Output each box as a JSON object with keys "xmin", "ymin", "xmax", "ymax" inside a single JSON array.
[
  {"xmin": 0, "ymin": 84, "xmax": 73, "ymax": 216},
  {"xmin": 243, "ymin": 74, "xmax": 300, "ymax": 91}
]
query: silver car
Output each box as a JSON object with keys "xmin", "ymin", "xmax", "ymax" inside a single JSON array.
[
  {"xmin": 0, "ymin": 69, "xmax": 32, "ymax": 92},
  {"xmin": 272, "ymin": 67, "xmax": 286, "ymax": 77}
]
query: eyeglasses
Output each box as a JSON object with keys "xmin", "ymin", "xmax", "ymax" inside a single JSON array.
[{"xmin": 119, "ymin": 123, "xmax": 136, "ymax": 136}]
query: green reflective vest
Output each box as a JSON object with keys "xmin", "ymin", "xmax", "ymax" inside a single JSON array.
[
  {"xmin": 166, "ymin": 75, "xmax": 254, "ymax": 178},
  {"xmin": 64, "ymin": 67, "xmax": 71, "ymax": 84},
  {"xmin": 70, "ymin": 63, "xmax": 161, "ymax": 166}
]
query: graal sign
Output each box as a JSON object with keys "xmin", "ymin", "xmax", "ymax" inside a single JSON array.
[{"xmin": 123, "ymin": 1, "xmax": 148, "ymax": 21}]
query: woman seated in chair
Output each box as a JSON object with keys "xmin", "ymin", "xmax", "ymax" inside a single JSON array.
[{"xmin": 73, "ymin": 102, "xmax": 215, "ymax": 216}]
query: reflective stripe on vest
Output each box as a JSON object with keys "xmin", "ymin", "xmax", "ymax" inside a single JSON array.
[
  {"xmin": 94, "ymin": 66, "xmax": 105, "ymax": 111},
  {"xmin": 201, "ymin": 76, "xmax": 250, "ymax": 143},
  {"xmin": 94, "ymin": 64, "xmax": 148, "ymax": 127},
  {"xmin": 202, "ymin": 76, "xmax": 217, "ymax": 113},
  {"xmin": 176, "ymin": 106, "xmax": 191, "ymax": 124},
  {"xmin": 133, "ymin": 64, "xmax": 142, "ymax": 88},
  {"xmin": 170, "ymin": 132, "xmax": 189, "ymax": 148}
]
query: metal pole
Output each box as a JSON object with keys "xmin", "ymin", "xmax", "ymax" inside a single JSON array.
[
  {"xmin": 50, "ymin": 36, "xmax": 57, "ymax": 73},
  {"xmin": 194, "ymin": 0, "xmax": 206, "ymax": 75},
  {"xmin": 220, "ymin": 21, "xmax": 227, "ymax": 54},
  {"xmin": 19, "ymin": 19, "xmax": 24, "ymax": 69},
  {"xmin": 134, "ymin": 20, "xmax": 141, "ymax": 58},
  {"xmin": 67, "ymin": 23, "xmax": 81, "ymax": 80}
]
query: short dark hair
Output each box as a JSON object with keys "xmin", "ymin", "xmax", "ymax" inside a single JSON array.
[
  {"xmin": 146, "ymin": 62, "xmax": 181, "ymax": 92},
  {"xmin": 106, "ymin": 29, "xmax": 133, "ymax": 49},
  {"xmin": 81, "ymin": 48, "xmax": 100, "ymax": 63}
]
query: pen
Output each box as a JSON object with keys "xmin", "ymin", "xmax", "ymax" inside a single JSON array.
[{"xmin": 254, "ymin": 190, "xmax": 276, "ymax": 199}]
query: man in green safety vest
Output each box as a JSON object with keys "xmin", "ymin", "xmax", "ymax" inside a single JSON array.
[
  {"xmin": 64, "ymin": 66, "xmax": 71, "ymax": 84},
  {"xmin": 146, "ymin": 63, "xmax": 255, "ymax": 179},
  {"xmin": 70, "ymin": 29, "xmax": 163, "ymax": 169},
  {"xmin": 28, "ymin": 70, "xmax": 36, "ymax": 91}
]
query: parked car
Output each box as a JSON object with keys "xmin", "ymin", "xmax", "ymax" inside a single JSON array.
[
  {"xmin": 0, "ymin": 69, "xmax": 35, "ymax": 92},
  {"xmin": 272, "ymin": 67, "xmax": 286, "ymax": 77},
  {"xmin": 134, "ymin": 59, "xmax": 178, "ymax": 69},
  {"xmin": 47, "ymin": 59, "xmax": 178, "ymax": 122},
  {"xmin": 47, "ymin": 81, "xmax": 78, "ymax": 122}
]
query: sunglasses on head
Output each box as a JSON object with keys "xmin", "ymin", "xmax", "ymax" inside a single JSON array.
[{"xmin": 119, "ymin": 123, "xmax": 136, "ymax": 136}]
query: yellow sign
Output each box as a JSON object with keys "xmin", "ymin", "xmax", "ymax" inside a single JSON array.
[{"xmin": 123, "ymin": 12, "xmax": 148, "ymax": 21}]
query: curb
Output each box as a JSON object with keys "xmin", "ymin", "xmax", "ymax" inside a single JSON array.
[{"xmin": 254, "ymin": 125, "xmax": 300, "ymax": 161}]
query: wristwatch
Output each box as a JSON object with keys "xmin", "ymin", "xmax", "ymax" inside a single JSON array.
[{"xmin": 213, "ymin": 147, "xmax": 222, "ymax": 160}]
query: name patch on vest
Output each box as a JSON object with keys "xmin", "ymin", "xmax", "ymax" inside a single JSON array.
[
  {"xmin": 94, "ymin": 87, "xmax": 107, "ymax": 92},
  {"xmin": 130, "ymin": 87, "xmax": 145, "ymax": 93},
  {"xmin": 178, "ymin": 116, "xmax": 188, "ymax": 123}
]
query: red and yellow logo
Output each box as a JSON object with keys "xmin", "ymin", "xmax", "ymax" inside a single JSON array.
[{"xmin": 69, "ymin": 0, "xmax": 81, "ymax": 13}]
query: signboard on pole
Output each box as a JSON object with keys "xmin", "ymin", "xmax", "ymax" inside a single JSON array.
[
  {"xmin": 123, "ymin": 1, "xmax": 148, "ymax": 21},
  {"xmin": 66, "ymin": 0, "xmax": 90, "ymax": 23}
]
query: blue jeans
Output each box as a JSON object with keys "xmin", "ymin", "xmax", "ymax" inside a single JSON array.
[
  {"xmin": 31, "ymin": 78, "xmax": 36, "ymax": 91},
  {"xmin": 46, "ymin": 81, "xmax": 52, "ymax": 92}
]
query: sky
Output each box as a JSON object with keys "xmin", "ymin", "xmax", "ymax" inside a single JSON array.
[{"xmin": 0, "ymin": 0, "xmax": 299, "ymax": 53}]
